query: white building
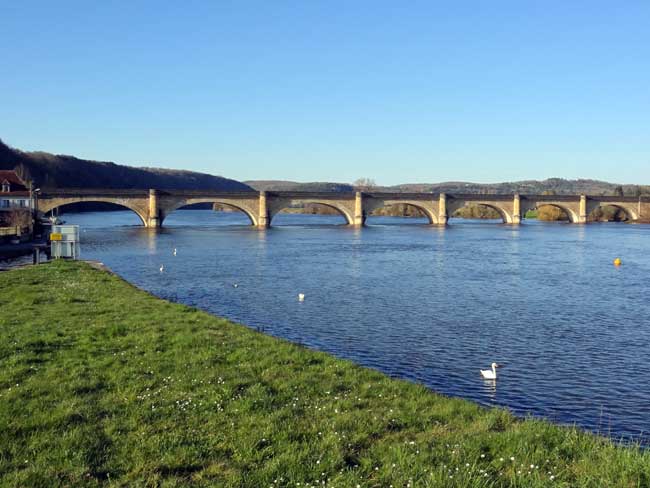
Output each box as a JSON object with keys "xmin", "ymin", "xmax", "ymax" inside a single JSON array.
[{"xmin": 0, "ymin": 170, "xmax": 31, "ymax": 210}]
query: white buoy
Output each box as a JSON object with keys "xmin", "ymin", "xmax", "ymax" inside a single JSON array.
[
  {"xmin": 159, "ymin": 264, "xmax": 164, "ymax": 273},
  {"xmin": 298, "ymin": 293, "xmax": 305, "ymax": 302}
]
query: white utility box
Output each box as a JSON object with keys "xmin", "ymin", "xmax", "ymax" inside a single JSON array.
[{"xmin": 50, "ymin": 224, "xmax": 80, "ymax": 259}]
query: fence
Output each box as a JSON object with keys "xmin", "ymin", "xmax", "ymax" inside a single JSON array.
[{"xmin": 0, "ymin": 226, "xmax": 29, "ymax": 237}]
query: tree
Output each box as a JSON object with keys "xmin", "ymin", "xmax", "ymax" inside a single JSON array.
[
  {"xmin": 614, "ymin": 186, "xmax": 624, "ymax": 197},
  {"xmin": 0, "ymin": 209, "xmax": 31, "ymax": 228},
  {"xmin": 353, "ymin": 178, "xmax": 377, "ymax": 191}
]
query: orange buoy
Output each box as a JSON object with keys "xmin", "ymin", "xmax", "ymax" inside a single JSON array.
[{"xmin": 614, "ymin": 258, "xmax": 622, "ymax": 266}]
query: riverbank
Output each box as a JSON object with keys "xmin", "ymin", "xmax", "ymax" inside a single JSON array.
[
  {"xmin": 1, "ymin": 261, "xmax": 649, "ymax": 487},
  {"xmin": 0, "ymin": 241, "xmax": 49, "ymax": 271}
]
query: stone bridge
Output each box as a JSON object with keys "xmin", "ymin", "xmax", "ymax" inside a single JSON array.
[{"xmin": 37, "ymin": 189, "xmax": 650, "ymax": 228}]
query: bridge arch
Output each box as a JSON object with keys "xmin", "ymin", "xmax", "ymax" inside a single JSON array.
[
  {"xmin": 38, "ymin": 198, "xmax": 148, "ymax": 226},
  {"xmin": 268, "ymin": 201, "xmax": 354, "ymax": 226},
  {"xmin": 449, "ymin": 202, "xmax": 514, "ymax": 224},
  {"xmin": 590, "ymin": 203, "xmax": 638, "ymax": 222},
  {"xmin": 476, "ymin": 204, "xmax": 511, "ymax": 223},
  {"xmin": 160, "ymin": 199, "xmax": 259, "ymax": 226},
  {"xmin": 366, "ymin": 201, "xmax": 438, "ymax": 224},
  {"xmin": 531, "ymin": 203, "xmax": 579, "ymax": 223}
]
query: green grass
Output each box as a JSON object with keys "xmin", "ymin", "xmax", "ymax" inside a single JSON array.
[{"xmin": 1, "ymin": 261, "xmax": 649, "ymax": 487}]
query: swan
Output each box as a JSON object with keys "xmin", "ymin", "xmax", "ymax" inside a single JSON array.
[{"xmin": 480, "ymin": 362, "xmax": 500, "ymax": 380}]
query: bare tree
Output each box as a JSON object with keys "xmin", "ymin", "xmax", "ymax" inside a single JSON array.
[
  {"xmin": 0, "ymin": 209, "xmax": 31, "ymax": 228},
  {"xmin": 353, "ymin": 178, "xmax": 377, "ymax": 191}
]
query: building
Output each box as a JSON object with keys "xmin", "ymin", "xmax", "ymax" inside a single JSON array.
[{"xmin": 0, "ymin": 170, "xmax": 32, "ymax": 210}]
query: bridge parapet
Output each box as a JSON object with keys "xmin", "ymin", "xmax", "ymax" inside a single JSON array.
[{"xmin": 42, "ymin": 188, "xmax": 151, "ymax": 198}]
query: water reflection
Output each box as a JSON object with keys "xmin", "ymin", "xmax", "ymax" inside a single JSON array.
[
  {"xmin": 145, "ymin": 228, "xmax": 157, "ymax": 254},
  {"xmin": 481, "ymin": 379, "xmax": 497, "ymax": 401}
]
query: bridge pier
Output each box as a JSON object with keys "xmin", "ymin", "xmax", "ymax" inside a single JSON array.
[
  {"xmin": 354, "ymin": 192, "xmax": 365, "ymax": 227},
  {"xmin": 512, "ymin": 194, "xmax": 521, "ymax": 225},
  {"xmin": 639, "ymin": 198, "xmax": 650, "ymax": 222},
  {"xmin": 258, "ymin": 191, "xmax": 270, "ymax": 228},
  {"xmin": 147, "ymin": 189, "xmax": 161, "ymax": 228},
  {"xmin": 578, "ymin": 195, "xmax": 588, "ymax": 224},
  {"xmin": 438, "ymin": 193, "xmax": 448, "ymax": 225}
]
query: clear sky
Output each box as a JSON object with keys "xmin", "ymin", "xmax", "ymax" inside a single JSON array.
[{"xmin": 1, "ymin": 1, "xmax": 648, "ymax": 185}]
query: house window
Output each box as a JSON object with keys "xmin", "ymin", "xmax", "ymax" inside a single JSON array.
[
  {"xmin": 1, "ymin": 200, "xmax": 9, "ymax": 208},
  {"xmin": 1, "ymin": 181, "xmax": 9, "ymax": 193}
]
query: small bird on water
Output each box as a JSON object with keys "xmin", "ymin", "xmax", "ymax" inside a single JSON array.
[
  {"xmin": 480, "ymin": 362, "xmax": 501, "ymax": 380},
  {"xmin": 159, "ymin": 264, "xmax": 164, "ymax": 273},
  {"xmin": 233, "ymin": 283, "xmax": 239, "ymax": 288},
  {"xmin": 298, "ymin": 293, "xmax": 305, "ymax": 302},
  {"xmin": 173, "ymin": 248, "xmax": 177, "ymax": 256}
]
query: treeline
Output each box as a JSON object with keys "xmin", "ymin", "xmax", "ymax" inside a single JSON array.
[
  {"xmin": 388, "ymin": 179, "xmax": 650, "ymax": 197},
  {"xmin": 245, "ymin": 181, "xmax": 354, "ymax": 192},
  {"xmin": 0, "ymin": 139, "xmax": 251, "ymax": 191}
]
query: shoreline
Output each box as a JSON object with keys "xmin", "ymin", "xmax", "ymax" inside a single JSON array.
[{"xmin": 1, "ymin": 260, "xmax": 649, "ymax": 486}]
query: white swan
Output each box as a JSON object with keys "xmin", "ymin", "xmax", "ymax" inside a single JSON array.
[{"xmin": 480, "ymin": 362, "xmax": 500, "ymax": 380}]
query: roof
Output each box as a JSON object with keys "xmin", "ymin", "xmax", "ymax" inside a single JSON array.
[{"xmin": 0, "ymin": 170, "xmax": 28, "ymax": 193}]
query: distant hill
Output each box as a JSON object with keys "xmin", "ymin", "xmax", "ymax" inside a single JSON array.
[
  {"xmin": 386, "ymin": 178, "xmax": 650, "ymax": 196},
  {"xmin": 0, "ymin": 139, "xmax": 252, "ymax": 191},
  {"xmin": 245, "ymin": 180, "xmax": 354, "ymax": 192},
  {"xmin": 3, "ymin": 138, "xmax": 648, "ymax": 198},
  {"xmin": 248, "ymin": 178, "xmax": 650, "ymax": 197}
]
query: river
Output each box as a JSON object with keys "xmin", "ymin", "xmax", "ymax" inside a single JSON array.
[{"xmin": 44, "ymin": 209, "xmax": 650, "ymax": 442}]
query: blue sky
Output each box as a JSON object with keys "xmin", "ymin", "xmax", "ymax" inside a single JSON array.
[{"xmin": 1, "ymin": 1, "xmax": 648, "ymax": 185}]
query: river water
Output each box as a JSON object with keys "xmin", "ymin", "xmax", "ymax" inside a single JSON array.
[{"xmin": 58, "ymin": 209, "xmax": 650, "ymax": 442}]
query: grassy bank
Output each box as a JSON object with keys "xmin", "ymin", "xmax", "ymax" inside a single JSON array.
[{"xmin": 1, "ymin": 262, "xmax": 649, "ymax": 487}]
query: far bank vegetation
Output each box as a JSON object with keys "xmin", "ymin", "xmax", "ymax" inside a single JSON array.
[{"xmin": 214, "ymin": 203, "xmax": 630, "ymax": 222}]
